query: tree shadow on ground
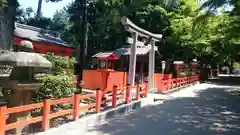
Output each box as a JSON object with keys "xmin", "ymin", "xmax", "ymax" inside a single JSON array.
[{"xmin": 87, "ymin": 86, "xmax": 240, "ymax": 135}]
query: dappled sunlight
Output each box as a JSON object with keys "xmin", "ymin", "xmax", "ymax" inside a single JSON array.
[{"xmin": 84, "ymin": 84, "xmax": 240, "ymax": 135}]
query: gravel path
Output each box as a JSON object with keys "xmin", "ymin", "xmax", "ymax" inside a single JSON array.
[{"xmin": 82, "ymin": 84, "xmax": 240, "ymax": 135}]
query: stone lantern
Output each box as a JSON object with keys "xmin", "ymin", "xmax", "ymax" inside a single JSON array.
[
  {"xmin": 173, "ymin": 61, "xmax": 184, "ymax": 78},
  {"xmin": 0, "ymin": 40, "xmax": 52, "ymax": 134},
  {"xmin": 191, "ymin": 59, "xmax": 198, "ymax": 74}
]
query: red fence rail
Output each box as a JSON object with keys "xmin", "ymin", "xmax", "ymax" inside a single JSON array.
[
  {"xmin": 0, "ymin": 75, "xmax": 199, "ymax": 135},
  {"xmin": 0, "ymin": 84, "xmax": 148, "ymax": 135},
  {"xmin": 160, "ymin": 75, "xmax": 199, "ymax": 92}
]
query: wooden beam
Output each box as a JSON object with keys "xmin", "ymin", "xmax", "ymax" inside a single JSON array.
[
  {"xmin": 121, "ymin": 17, "xmax": 162, "ymax": 41},
  {"xmin": 126, "ymin": 37, "xmax": 158, "ymax": 51}
]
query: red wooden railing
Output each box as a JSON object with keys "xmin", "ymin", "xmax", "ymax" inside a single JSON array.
[
  {"xmin": 0, "ymin": 76, "xmax": 199, "ymax": 135},
  {"xmin": 160, "ymin": 75, "xmax": 199, "ymax": 92},
  {"xmin": 0, "ymin": 84, "xmax": 148, "ymax": 135}
]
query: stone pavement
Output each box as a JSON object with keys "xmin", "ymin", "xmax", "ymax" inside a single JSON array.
[{"xmin": 81, "ymin": 83, "xmax": 240, "ymax": 135}]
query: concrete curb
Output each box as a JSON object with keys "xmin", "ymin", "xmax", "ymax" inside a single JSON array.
[{"xmin": 36, "ymin": 97, "xmax": 154, "ymax": 135}]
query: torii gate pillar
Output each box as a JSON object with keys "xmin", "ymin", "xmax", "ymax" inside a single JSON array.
[
  {"xmin": 128, "ymin": 32, "xmax": 138, "ymax": 85},
  {"xmin": 148, "ymin": 40, "xmax": 155, "ymax": 89}
]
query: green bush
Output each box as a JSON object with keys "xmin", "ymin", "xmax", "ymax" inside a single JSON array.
[
  {"xmin": 33, "ymin": 75, "xmax": 75, "ymax": 102},
  {"xmin": 43, "ymin": 53, "xmax": 76, "ymax": 75},
  {"xmin": 32, "ymin": 75, "xmax": 76, "ymax": 128}
]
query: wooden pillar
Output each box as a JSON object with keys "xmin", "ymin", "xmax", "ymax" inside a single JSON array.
[
  {"xmin": 148, "ymin": 40, "xmax": 155, "ymax": 90},
  {"xmin": 111, "ymin": 60, "xmax": 114, "ymax": 69},
  {"xmin": 106, "ymin": 59, "xmax": 108, "ymax": 70},
  {"xmin": 95, "ymin": 88, "xmax": 102, "ymax": 113},
  {"xmin": 112, "ymin": 85, "xmax": 117, "ymax": 108},
  {"xmin": 128, "ymin": 32, "xmax": 138, "ymax": 85},
  {"xmin": 140, "ymin": 63, "xmax": 144, "ymax": 84}
]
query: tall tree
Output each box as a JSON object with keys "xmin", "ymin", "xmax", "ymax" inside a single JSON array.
[
  {"xmin": 36, "ymin": 0, "xmax": 63, "ymax": 19},
  {"xmin": 199, "ymin": 0, "xmax": 240, "ymax": 15},
  {"xmin": 0, "ymin": 0, "xmax": 18, "ymax": 51}
]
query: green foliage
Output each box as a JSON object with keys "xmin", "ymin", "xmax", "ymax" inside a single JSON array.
[
  {"xmin": 43, "ymin": 53, "xmax": 76, "ymax": 75},
  {"xmin": 15, "ymin": 0, "xmax": 240, "ymax": 69},
  {"xmin": 32, "ymin": 53, "xmax": 76, "ymax": 102},
  {"xmin": 170, "ymin": 0, "xmax": 240, "ymax": 67},
  {"xmin": 33, "ymin": 75, "xmax": 75, "ymax": 102},
  {"xmin": 233, "ymin": 62, "xmax": 240, "ymax": 69}
]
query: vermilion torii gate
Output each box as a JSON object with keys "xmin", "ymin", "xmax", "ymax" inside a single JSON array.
[{"xmin": 121, "ymin": 17, "xmax": 162, "ymax": 90}]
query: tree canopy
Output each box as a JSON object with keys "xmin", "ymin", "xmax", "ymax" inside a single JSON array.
[{"xmin": 15, "ymin": 0, "xmax": 240, "ymax": 69}]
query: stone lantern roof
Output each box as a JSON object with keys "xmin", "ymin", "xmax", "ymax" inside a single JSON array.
[
  {"xmin": 0, "ymin": 40, "xmax": 52, "ymax": 68},
  {"xmin": 0, "ymin": 51, "xmax": 52, "ymax": 68}
]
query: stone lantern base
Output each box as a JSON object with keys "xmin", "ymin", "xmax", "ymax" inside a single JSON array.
[{"xmin": 1, "ymin": 81, "xmax": 42, "ymax": 134}]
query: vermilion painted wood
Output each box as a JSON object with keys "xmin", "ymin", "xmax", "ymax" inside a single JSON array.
[
  {"xmin": 112, "ymin": 86, "xmax": 117, "ymax": 108},
  {"xmin": 13, "ymin": 37, "xmax": 79, "ymax": 57},
  {"xmin": 140, "ymin": 91, "xmax": 145, "ymax": 95},
  {"xmin": 136, "ymin": 84, "xmax": 140, "ymax": 100},
  {"xmin": 73, "ymin": 94, "xmax": 80, "ymax": 121},
  {"xmin": 49, "ymin": 109, "xmax": 73, "ymax": 119},
  {"xmin": 125, "ymin": 86, "xmax": 130, "ymax": 104},
  {"xmin": 106, "ymin": 99, "xmax": 112, "ymax": 103},
  {"xmin": 95, "ymin": 89, "xmax": 102, "ymax": 113},
  {"xmin": 5, "ymin": 116, "xmax": 42, "ymax": 131},
  {"xmin": 0, "ymin": 106, "xmax": 7, "ymax": 135},
  {"xmin": 144, "ymin": 82, "xmax": 149, "ymax": 97},
  {"xmin": 50, "ymin": 97, "xmax": 73, "ymax": 105},
  {"xmin": 42, "ymin": 99, "xmax": 51, "ymax": 131},
  {"xmin": 7, "ymin": 103, "xmax": 43, "ymax": 114},
  {"xmin": 0, "ymin": 75, "xmax": 200, "ymax": 135}
]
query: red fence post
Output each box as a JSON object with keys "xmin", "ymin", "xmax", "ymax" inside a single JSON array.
[
  {"xmin": 0, "ymin": 102, "xmax": 7, "ymax": 135},
  {"xmin": 125, "ymin": 84, "xmax": 131, "ymax": 104},
  {"xmin": 73, "ymin": 92, "xmax": 80, "ymax": 121},
  {"xmin": 174, "ymin": 79, "xmax": 177, "ymax": 89},
  {"xmin": 95, "ymin": 88, "xmax": 102, "ymax": 113},
  {"xmin": 42, "ymin": 98, "xmax": 51, "ymax": 131},
  {"xmin": 178, "ymin": 78, "xmax": 180, "ymax": 87},
  {"xmin": 181, "ymin": 78, "xmax": 183, "ymax": 86},
  {"xmin": 136, "ymin": 84, "xmax": 140, "ymax": 100},
  {"xmin": 164, "ymin": 80, "xmax": 167, "ymax": 90},
  {"xmin": 145, "ymin": 81, "xmax": 149, "ymax": 97},
  {"xmin": 168, "ymin": 79, "xmax": 172, "ymax": 89},
  {"xmin": 112, "ymin": 85, "xmax": 117, "ymax": 108}
]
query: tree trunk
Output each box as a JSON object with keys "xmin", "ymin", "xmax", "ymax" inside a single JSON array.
[
  {"xmin": 0, "ymin": 0, "xmax": 16, "ymax": 51},
  {"xmin": 229, "ymin": 60, "xmax": 234, "ymax": 74},
  {"xmin": 36, "ymin": 0, "xmax": 43, "ymax": 19}
]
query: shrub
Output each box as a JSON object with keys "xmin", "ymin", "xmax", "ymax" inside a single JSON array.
[
  {"xmin": 33, "ymin": 75, "xmax": 75, "ymax": 102},
  {"xmin": 43, "ymin": 53, "xmax": 76, "ymax": 75}
]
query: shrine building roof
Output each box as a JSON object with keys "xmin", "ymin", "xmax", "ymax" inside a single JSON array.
[{"xmin": 14, "ymin": 23, "xmax": 69, "ymax": 47}]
